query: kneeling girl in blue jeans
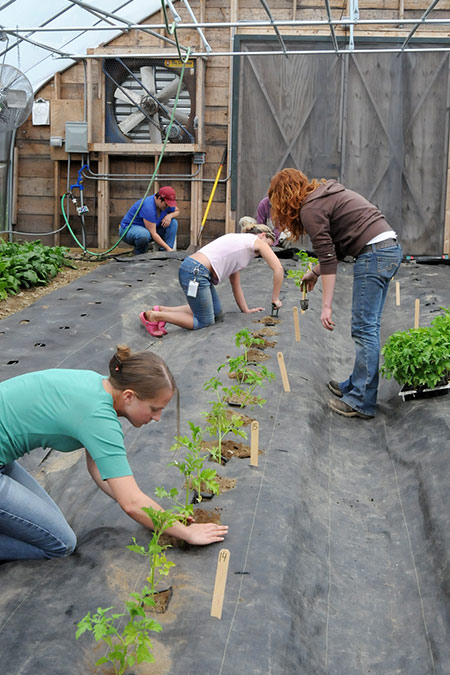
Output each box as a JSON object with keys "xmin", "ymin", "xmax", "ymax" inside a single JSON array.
[
  {"xmin": 140, "ymin": 223, "xmax": 283, "ymax": 334},
  {"xmin": 0, "ymin": 346, "xmax": 228, "ymax": 560}
]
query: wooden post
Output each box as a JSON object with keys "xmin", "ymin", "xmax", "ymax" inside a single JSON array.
[
  {"xmin": 293, "ymin": 306, "xmax": 300, "ymax": 342},
  {"xmin": 250, "ymin": 421, "xmax": 259, "ymax": 467},
  {"xmin": 52, "ymin": 159, "xmax": 60, "ymax": 246},
  {"xmin": 97, "ymin": 154, "xmax": 110, "ymax": 248},
  {"xmin": 210, "ymin": 549, "xmax": 230, "ymax": 619},
  {"xmin": 395, "ymin": 280, "xmax": 400, "ymax": 306},
  {"xmin": 225, "ymin": 0, "xmax": 238, "ymax": 234},
  {"xmin": 277, "ymin": 352, "xmax": 290, "ymax": 392},
  {"xmin": 190, "ymin": 158, "xmax": 203, "ymax": 248},
  {"xmin": 414, "ymin": 298, "xmax": 420, "ymax": 328}
]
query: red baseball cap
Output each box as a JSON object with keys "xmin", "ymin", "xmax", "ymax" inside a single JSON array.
[{"xmin": 158, "ymin": 186, "xmax": 177, "ymax": 208}]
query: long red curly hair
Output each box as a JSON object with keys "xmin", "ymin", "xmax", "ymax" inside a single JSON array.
[{"xmin": 268, "ymin": 169, "xmax": 325, "ymax": 239}]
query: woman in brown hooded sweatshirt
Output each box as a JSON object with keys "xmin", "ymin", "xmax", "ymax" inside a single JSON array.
[{"xmin": 269, "ymin": 169, "xmax": 402, "ymax": 419}]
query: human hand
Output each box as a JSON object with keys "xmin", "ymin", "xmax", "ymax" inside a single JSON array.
[
  {"xmin": 183, "ymin": 522, "xmax": 228, "ymax": 545},
  {"xmin": 245, "ymin": 307, "xmax": 265, "ymax": 313},
  {"xmin": 301, "ymin": 271, "xmax": 318, "ymax": 293},
  {"xmin": 161, "ymin": 217, "xmax": 171, "ymax": 228},
  {"xmin": 321, "ymin": 307, "xmax": 335, "ymax": 331},
  {"xmin": 272, "ymin": 299, "xmax": 282, "ymax": 309}
]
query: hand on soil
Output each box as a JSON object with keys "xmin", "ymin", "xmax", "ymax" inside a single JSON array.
[{"xmin": 184, "ymin": 523, "xmax": 228, "ymax": 545}]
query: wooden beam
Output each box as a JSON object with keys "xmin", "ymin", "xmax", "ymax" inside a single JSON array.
[
  {"xmin": 225, "ymin": 0, "xmax": 238, "ymax": 234},
  {"xmin": 444, "ymin": 131, "xmax": 450, "ymax": 255},
  {"xmin": 53, "ymin": 159, "xmax": 60, "ymax": 246},
  {"xmin": 190, "ymin": 159, "xmax": 203, "ymax": 247},
  {"xmin": 97, "ymin": 154, "xmax": 110, "ymax": 248},
  {"xmin": 90, "ymin": 143, "xmax": 202, "ymax": 154}
]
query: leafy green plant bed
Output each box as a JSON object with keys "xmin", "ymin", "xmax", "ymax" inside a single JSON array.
[
  {"xmin": 0, "ymin": 240, "xmax": 74, "ymax": 300},
  {"xmin": 381, "ymin": 307, "xmax": 450, "ymax": 393}
]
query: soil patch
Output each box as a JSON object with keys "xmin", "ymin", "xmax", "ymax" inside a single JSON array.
[
  {"xmin": 255, "ymin": 316, "xmax": 281, "ymax": 326},
  {"xmin": 225, "ymin": 392, "xmax": 261, "ymax": 408},
  {"xmin": 225, "ymin": 408, "xmax": 255, "ymax": 426},
  {"xmin": 198, "ymin": 474, "xmax": 237, "ymax": 494},
  {"xmin": 252, "ymin": 332, "xmax": 277, "ymax": 348},
  {"xmin": 247, "ymin": 347, "xmax": 270, "ymax": 363},
  {"xmin": 150, "ymin": 587, "xmax": 173, "ymax": 614},
  {"xmin": 202, "ymin": 439, "xmax": 260, "ymax": 462},
  {"xmin": 254, "ymin": 326, "xmax": 278, "ymax": 337}
]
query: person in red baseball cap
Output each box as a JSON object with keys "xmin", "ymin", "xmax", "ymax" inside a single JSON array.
[{"xmin": 119, "ymin": 186, "xmax": 179, "ymax": 254}]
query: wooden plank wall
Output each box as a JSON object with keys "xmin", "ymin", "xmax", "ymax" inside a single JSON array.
[{"xmin": 13, "ymin": 0, "xmax": 450, "ymax": 252}]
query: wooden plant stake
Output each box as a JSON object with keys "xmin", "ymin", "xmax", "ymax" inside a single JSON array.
[
  {"xmin": 250, "ymin": 420, "xmax": 259, "ymax": 467},
  {"xmin": 277, "ymin": 351, "xmax": 291, "ymax": 392},
  {"xmin": 395, "ymin": 281, "xmax": 400, "ymax": 306},
  {"xmin": 414, "ymin": 298, "xmax": 420, "ymax": 329},
  {"xmin": 292, "ymin": 306, "xmax": 300, "ymax": 342},
  {"xmin": 210, "ymin": 548, "xmax": 230, "ymax": 619}
]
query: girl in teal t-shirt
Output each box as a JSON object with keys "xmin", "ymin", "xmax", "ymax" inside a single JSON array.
[{"xmin": 0, "ymin": 345, "xmax": 227, "ymax": 560}]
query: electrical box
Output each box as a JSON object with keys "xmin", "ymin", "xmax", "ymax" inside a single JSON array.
[{"xmin": 65, "ymin": 121, "xmax": 88, "ymax": 153}]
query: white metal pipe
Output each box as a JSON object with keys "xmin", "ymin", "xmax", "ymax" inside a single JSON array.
[
  {"xmin": 60, "ymin": 47, "xmax": 450, "ymax": 60},
  {"xmin": 179, "ymin": 0, "xmax": 211, "ymax": 53}
]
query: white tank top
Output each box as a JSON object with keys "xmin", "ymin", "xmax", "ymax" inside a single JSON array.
[{"xmin": 199, "ymin": 233, "xmax": 258, "ymax": 284}]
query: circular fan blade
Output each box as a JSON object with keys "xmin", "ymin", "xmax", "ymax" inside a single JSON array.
[
  {"xmin": 119, "ymin": 110, "xmax": 146, "ymax": 135},
  {"xmin": 140, "ymin": 66, "xmax": 156, "ymax": 94},
  {"xmin": 157, "ymin": 77, "xmax": 181, "ymax": 104},
  {"xmin": 163, "ymin": 105, "xmax": 189, "ymax": 126},
  {"xmin": 148, "ymin": 116, "xmax": 162, "ymax": 143},
  {"xmin": 114, "ymin": 87, "xmax": 142, "ymax": 106}
]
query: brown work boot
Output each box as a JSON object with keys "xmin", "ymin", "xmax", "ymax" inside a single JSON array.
[
  {"xmin": 328, "ymin": 398, "xmax": 374, "ymax": 419},
  {"xmin": 328, "ymin": 380, "xmax": 343, "ymax": 398}
]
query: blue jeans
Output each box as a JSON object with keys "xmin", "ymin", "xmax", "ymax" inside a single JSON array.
[
  {"xmin": 0, "ymin": 461, "xmax": 77, "ymax": 560},
  {"xmin": 120, "ymin": 219, "xmax": 178, "ymax": 254},
  {"xmin": 338, "ymin": 243, "xmax": 402, "ymax": 416},
  {"xmin": 178, "ymin": 257, "xmax": 223, "ymax": 330}
]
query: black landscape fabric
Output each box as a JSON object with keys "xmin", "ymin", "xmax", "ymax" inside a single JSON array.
[{"xmin": 0, "ymin": 251, "xmax": 449, "ymax": 675}]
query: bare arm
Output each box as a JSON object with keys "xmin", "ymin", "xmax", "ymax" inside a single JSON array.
[
  {"xmin": 161, "ymin": 208, "xmax": 180, "ymax": 227},
  {"xmin": 320, "ymin": 273, "xmax": 336, "ymax": 331},
  {"xmin": 301, "ymin": 265, "xmax": 336, "ymax": 330},
  {"xmin": 85, "ymin": 450, "xmax": 115, "ymax": 499},
  {"xmin": 143, "ymin": 218, "xmax": 173, "ymax": 252},
  {"xmin": 229, "ymin": 271, "xmax": 263, "ymax": 313},
  {"xmin": 253, "ymin": 238, "xmax": 284, "ymax": 307},
  {"xmin": 86, "ymin": 455, "xmax": 227, "ymax": 545}
]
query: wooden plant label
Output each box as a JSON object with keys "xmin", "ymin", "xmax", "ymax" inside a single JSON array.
[
  {"xmin": 250, "ymin": 420, "xmax": 259, "ymax": 467},
  {"xmin": 414, "ymin": 298, "xmax": 420, "ymax": 328},
  {"xmin": 210, "ymin": 548, "xmax": 230, "ymax": 619},
  {"xmin": 277, "ymin": 351, "xmax": 291, "ymax": 392},
  {"xmin": 293, "ymin": 306, "xmax": 300, "ymax": 342},
  {"xmin": 395, "ymin": 280, "xmax": 400, "ymax": 306}
]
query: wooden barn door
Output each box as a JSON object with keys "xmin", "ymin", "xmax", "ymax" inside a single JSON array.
[{"xmin": 233, "ymin": 38, "xmax": 450, "ymax": 255}]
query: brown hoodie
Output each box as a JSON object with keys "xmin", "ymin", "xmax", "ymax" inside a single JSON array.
[{"xmin": 301, "ymin": 180, "xmax": 393, "ymax": 274}]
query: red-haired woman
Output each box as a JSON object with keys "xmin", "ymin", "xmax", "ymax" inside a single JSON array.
[{"xmin": 269, "ymin": 169, "xmax": 402, "ymax": 419}]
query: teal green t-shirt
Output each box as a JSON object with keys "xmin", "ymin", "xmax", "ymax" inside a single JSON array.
[{"xmin": 0, "ymin": 369, "xmax": 132, "ymax": 480}]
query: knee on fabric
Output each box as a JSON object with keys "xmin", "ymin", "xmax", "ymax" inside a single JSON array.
[
  {"xmin": 46, "ymin": 530, "xmax": 77, "ymax": 559},
  {"xmin": 193, "ymin": 315, "xmax": 215, "ymax": 330}
]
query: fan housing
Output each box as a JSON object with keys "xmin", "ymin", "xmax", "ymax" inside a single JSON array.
[{"xmin": 104, "ymin": 57, "xmax": 196, "ymax": 144}]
